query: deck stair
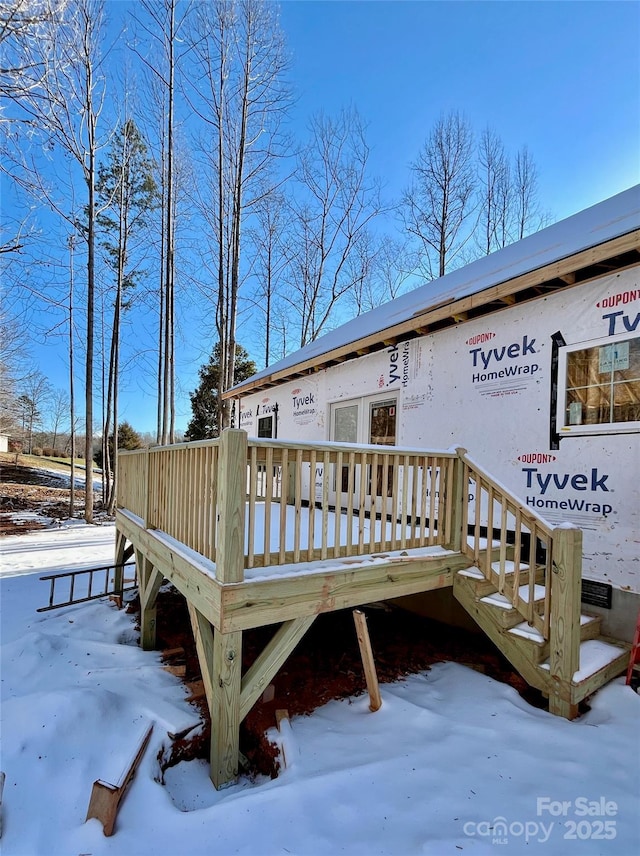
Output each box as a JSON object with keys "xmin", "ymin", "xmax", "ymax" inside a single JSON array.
[{"xmin": 453, "ymin": 561, "xmax": 629, "ymax": 711}]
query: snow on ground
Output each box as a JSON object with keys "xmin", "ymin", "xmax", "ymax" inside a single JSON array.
[{"xmin": 1, "ymin": 526, "xmax": 639, "ymax": 856}]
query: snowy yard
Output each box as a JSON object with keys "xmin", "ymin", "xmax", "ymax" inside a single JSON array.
[{"xmin": 1, "ymin": 522, "xmax": 639, "ymax": 855}]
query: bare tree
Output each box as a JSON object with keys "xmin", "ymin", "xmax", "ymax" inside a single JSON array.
[
  {"xmin": 133, "ymin": 0, "xmax": 192, "ymax": 444},
  {"xmin": 514, "ymin": 145, "xmax": 546, "ymax": 240},
  {"xmin": 186, "ymin": 0, "xmax": 291, "ymax": 430},
  {"xmin": 284, "ymin": 107, "xmax": 383, "ymax": 347},
  {"xmin": 47, "ymin": 387, "xmax": 70, "ymax": 450},
  {"xmin": 247, "ymin": 189, "xmax": 289, "ymax": 367},
  {"xmin": 18, "ymin": 371, "xmax": 51, "ymax": 452},
  {"xmin": 404, "ymin": 111, "xmax": 476, "ymax": 278},
  {"xmin": 476, "ymin": 127, "xmax": 510, "ymax": 256},
  {"xmin": 349, "ymin": 234, "xmax": 415, "ymax": 316},
  {"xmin": 0, "ymin": 304, "xmax": 34, "ymax": 435},
  {"xmin": 4, "ymin": 0, "xmax": 110, "ymax": 522},
  {"xmin": 0, "ymin": 0, "xmax": 69, "ymax": 114}
]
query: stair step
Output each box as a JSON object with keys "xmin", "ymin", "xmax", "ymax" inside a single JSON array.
[
  {"xmin": 490, "ymin": 560, "xmax": 530, "ymax": 575},
  {"xmin": 508, "ymin": 614, "xmax": 602, "ymax": 663},
  {"xmin": 458, "ymin": 566, "xmax": 497, "ymax": 597},
  {"xmin": 509, "ymin": 613, "xmax": 599, "ymax": 644},
  {"xmin": 539, "ymin": 638, "xmax": 628, "ymax": 693},
  {"xmin": 481, "ymin": 583, "xmax": 546, "ymax": 609}
]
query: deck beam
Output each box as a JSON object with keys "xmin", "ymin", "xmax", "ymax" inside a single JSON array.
[
  {"xmin": 115, "ymin": 510, "xmax": 221, "ymax": 628},
  {"xmin": 220, "ymin": 553, "xmax": 467, "ymax": 632}
]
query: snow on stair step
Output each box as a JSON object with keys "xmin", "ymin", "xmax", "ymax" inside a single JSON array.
[
  {"xmin": 466, "ymin": 536, "xmax": 501, "ymax": 550},
  {"xmin": 490, "ymin": 561, "xmax": 530, "ymax": 574},
  {"xmin": 508, "ymin": 613, "xmax": 596, "ymax": 644},
  {"xmin": 509, "ymin": 622, "xmax": 545, "ymax": 643},
  {"xmin": 458, "ymin": 566, "xmax": 485, "ymax": 580},
  {"xmin": 481, "ymin": 584, "xmax": 546, "ymax": 609},
  {"xmin": 539, "ymin": 639, "xmax": 627, "ymax": 682}
]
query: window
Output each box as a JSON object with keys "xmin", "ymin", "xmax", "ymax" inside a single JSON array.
[
  {"xmin": 558, "ymin": 333, "xmax": 640, "ymax": 435},
  {"xmin": 257, "ymin": 415, "xmax": 274, "ymax": 438}
]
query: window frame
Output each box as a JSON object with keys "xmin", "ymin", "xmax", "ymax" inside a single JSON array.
[
  {"xmin": 257, "ymin": 414, "xmax": 274, "ymax": 439},
  {"xmin": 556, "ymin": 330, "xmax": 640, "ymax": 437}
]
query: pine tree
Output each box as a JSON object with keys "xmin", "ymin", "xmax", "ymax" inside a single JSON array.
[
  {"xmin": 95, "ymin": 119, "xmax": 158, "ymax": 511},
  {"xmin": 94, "ymin": 421, "xmax": 143, "ymax": 468},
  {"xmin": 186, "ymin": 343, "xmax": 256, "ymax": 440}
]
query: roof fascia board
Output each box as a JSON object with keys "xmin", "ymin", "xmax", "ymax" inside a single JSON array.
[{"xmin": 224, "ymin": 229, "xmax": 640, "ymax": 400}]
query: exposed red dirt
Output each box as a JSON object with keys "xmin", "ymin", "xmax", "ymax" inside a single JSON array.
[
  {"xmin": 136, "ymin": 586, "xmax": 546, "ymax": 781},
  {"xmin": 0, "ymin": 459, "xmax": 86, "ymax": 535}
]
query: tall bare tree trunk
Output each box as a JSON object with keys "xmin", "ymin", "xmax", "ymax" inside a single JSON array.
[
  {"xmin": 68, "ymin": 233, "xmax": 76, "ymax": 518},
  {"xmin": 85, "ymin": 85, "xmax": 96, "ymax": 523}
]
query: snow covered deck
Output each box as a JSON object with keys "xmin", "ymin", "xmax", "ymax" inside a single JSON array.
[{"xmin": 116, "ymin": 505, "xmax": 468, "ymax": 633}]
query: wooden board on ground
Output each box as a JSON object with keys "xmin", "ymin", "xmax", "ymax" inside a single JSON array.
[{"xmin": 86, "ymin": 722, "xmax": 153, "ymax": 837}]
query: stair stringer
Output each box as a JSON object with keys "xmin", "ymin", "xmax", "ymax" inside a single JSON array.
[{"xmin": 453, "ymin": 572, "xmax": 552, "ymax": 695}]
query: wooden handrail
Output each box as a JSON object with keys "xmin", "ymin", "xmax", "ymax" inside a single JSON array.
[{"xmin": 458, "ymin": 450, "xmax": 582, "ymax": 647}]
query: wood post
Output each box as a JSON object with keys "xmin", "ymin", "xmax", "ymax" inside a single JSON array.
[
  {"xmin": 136, "ymin": 549, "xmax": 163, "ymax": 651},
  {"xmin": 353, "ymin": 609, "xmax": 382, "ymax": 712},
  {"xmin": 210, "ymin": 629, "xmax": 243, "ymax": 789},
  {"xmin": 188, "ymin": 603, "xmax": 243, "ymax": 789},
  {"xmin": 449, "ymin": 448, "xmax": 468, "ymax": 553},
  {"xmin": 549, "ymin": 526, "xmax": 582, "ymax": 719},
  {"xmin": 216, "ymin": 429, "xmax": 247, "ymax": 584},
  {"xmin": 114, "ymin": 529, "xmax": 127, "ymax": 598}
]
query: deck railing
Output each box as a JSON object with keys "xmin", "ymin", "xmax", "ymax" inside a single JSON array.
[
  {"xmin": 119, "ymin": 439, "xmax": 221, "ymax": 561},
  {"xmin": 460, "ymin": 452, "xmax": 581, "ymax": 675},
  {"xmin": 245, "ymin": 438, "xmax": 458, "ymax": 568},
  {"xmin": 118, "ymin": 432, "xmax": 459, "ymax": 571},
  {"xmin": 118, "ymin": 431, "xmax": 581, "ymax": 667}
]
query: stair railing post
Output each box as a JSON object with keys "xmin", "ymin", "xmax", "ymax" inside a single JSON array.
[{"xmin": 549, "ymin": 525, "xmax": 582, "ymax": 718}]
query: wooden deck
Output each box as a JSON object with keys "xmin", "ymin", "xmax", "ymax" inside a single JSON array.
[{"xmin": 116, "ymin": 430, "xmax": 629, "ymax": 788}]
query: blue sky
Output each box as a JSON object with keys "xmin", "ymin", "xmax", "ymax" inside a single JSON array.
[
  {"xmin": 16, "ymin": 0, "xmax": 640, "ymax": 436},
  {"xmin": 278, "ymin": 0, "xmax": 639, "ymax": 218}
]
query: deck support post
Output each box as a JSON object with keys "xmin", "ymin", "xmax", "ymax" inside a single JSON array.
[
  {"xmin": 136, "ymin": 549, "xmax": 163, "ymax": 651},
  {"xmin": 549, "ymin": 526, "xmax": 582, "ymax": 719},
  {"xmin": 186, "ymin": 606, "xmax": 245, "ymax": 786},
  {"xmin": 114, "ymin": 529, "xmax": 127, "ymax": 597},
  {"xmin": 210, "ymin": 628, "xmax": 243, "ymax": 789}
]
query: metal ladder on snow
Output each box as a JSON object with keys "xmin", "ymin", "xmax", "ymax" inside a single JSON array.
[{"xmin": 37, "ymin": 563, "xmax": 136, "ymax": 612}]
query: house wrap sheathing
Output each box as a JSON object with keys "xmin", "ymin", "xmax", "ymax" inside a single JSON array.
[{"xmin": 227, "ymin": 186, "xmax": 640, "ymax": 640}]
